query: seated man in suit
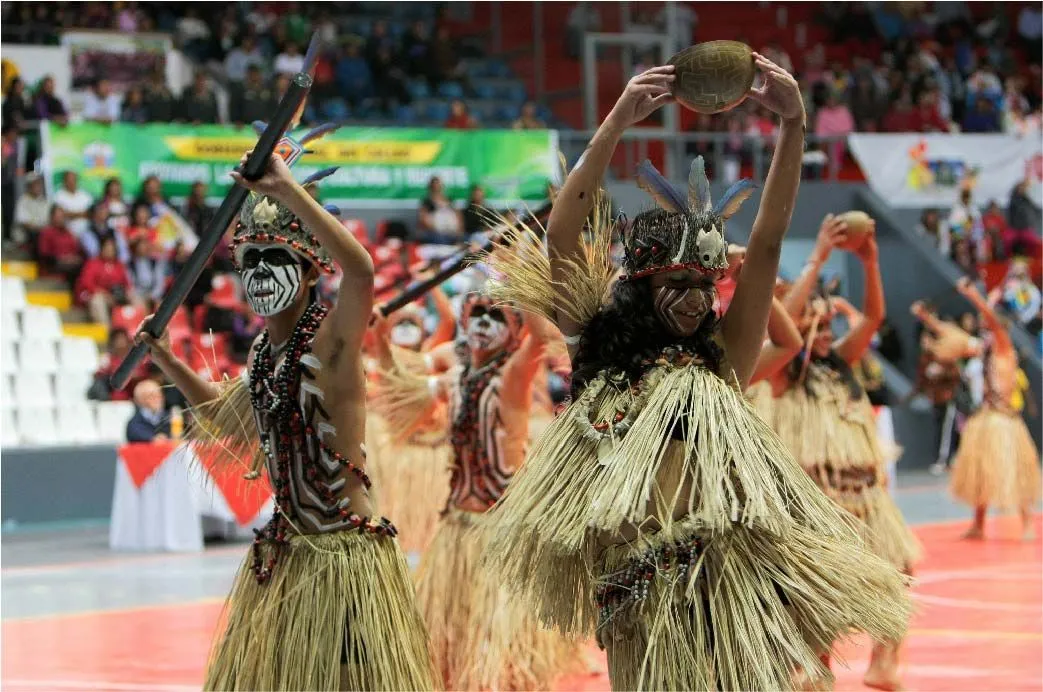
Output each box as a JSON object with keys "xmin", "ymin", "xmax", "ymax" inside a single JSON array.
[{"xmin": 126, "ymin": 379, "xmax": 170, "ymax": 442}]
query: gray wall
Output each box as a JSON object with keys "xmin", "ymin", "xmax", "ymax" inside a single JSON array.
[{"xmin": 1, "ymin": 445, "xmax": 117, "ymax": 527}]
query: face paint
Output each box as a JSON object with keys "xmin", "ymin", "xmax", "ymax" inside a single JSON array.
[
  {"xmin": 465, "ymin": 308, "xmax": 510, "ymax": 353},
  {"xmin": 240, "ymin": 245, "xmax": 304, "ymax": 317},
  {"xmin": 390, "ymin": 321, "xmax": 424, "ymax": 349},
  {"xmin": 653, "ymin": 284, "xmax": 714, "ymax": 336}
]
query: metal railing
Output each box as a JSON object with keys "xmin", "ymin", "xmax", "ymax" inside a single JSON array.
[{"xmin": 556, "ymin": 130, "xmax": 852, "ymax": 182}]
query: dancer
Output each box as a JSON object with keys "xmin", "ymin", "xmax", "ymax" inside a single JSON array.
[
  {"xmin": 746, "ymin": 277, "xmax": 803, "ymax": 419},
  {"xmin": 773, "ymin": 214, "xmax": 919, "ymax": 691},
  {"xmin": 138, "ymin": 149, "xmax": 435, "ymax": 691},
  {"xmin": 365, "ymin": 293, "xmax": 455, "ymax": 554},
  {"xmin": 949, "ymin": 277, "xmax": 1040, "ymax": 540},
  {"xmin": 374, "ymin": 291, "xmax": 572, "ymax": 690},
  {"xmin": 479, "ymin": 60, "xmax": 910, "ymax": 691}
]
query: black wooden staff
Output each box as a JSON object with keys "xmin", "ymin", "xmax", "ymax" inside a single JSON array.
[
  {"xmin": 378, "ymin": 202, "xmax": 553, "ymax": 316},
  {"xmin": 111, "ymin": 37, "xmax": 321, "ymax": 390}
]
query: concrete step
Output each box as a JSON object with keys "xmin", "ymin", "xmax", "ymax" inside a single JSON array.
[
  {"xmin": 1, "ymin": 260, "xmax": 38, "ymax": 281},
  {"xmin": 62, "ymin": 322, "xmax": 108, "ymax": 343},
  {"xmin": 27, "ymin": 290, "xmax": 72, "ymax": 312}
]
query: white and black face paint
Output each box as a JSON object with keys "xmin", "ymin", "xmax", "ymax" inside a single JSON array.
[
  {"xmin": 465, "ymin": 306, "xmax": 510, "ymax": 353},
  {"xmin": 390, "ymin": 320, "xmax": 424, "ymax": 349},
  {"xmin": 239, "ymin": 245, "xmax": 304, "ymax": 317},
  {"xmin": 653, "ymin": 284, "xmax": 714, "ymax": 336}
]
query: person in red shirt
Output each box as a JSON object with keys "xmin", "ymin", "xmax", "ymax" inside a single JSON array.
[
  {"xmin": 981, "ymin": 200, "xmax": 1010, "ymax": 262},
  {"xmin": 881, "ymin": 92, "xmax": 920, "ymax": 132},
  {"xmin": 444, "ymin": 99, "xmax": 477, "ymax": 129},
  {"xmin": 75, "ymin": 236, "xmax": 134, "ymax": 327},
  {"xmin": 37, "ymin": 205, "xmax": 85, "ymax": 288},
  {"xmin": 915, "ymin": 90, "xmax": 950, "ymax": 133}
]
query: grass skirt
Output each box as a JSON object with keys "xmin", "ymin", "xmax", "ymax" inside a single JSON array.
[
  {"xmin": 951, "ymin": 406, "xmax": 1042, "ymax": 511},
  {"xmin": 366, "ymin": 414, "xmax": 451, "ymax": 554},
  {"xmin": 745, "ymin": 380, "xmax": 775, "ymax": 423},
  {"xmin": 416, "ymin": 509, "xmax": 576, "ymax": 690},
  {"xmin": 204, "ymin": 531, "xmax": 437, "ymax": 691},
  {"xmin": 482, "ymin": 364, "xmax": 912, "ymax": 691},
  {"xmin": 773, "ymin": 381, "xmax": 921, "ymax": 570}
]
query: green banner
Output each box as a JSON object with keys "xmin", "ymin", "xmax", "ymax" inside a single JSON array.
[{"xmin": 44, "ymin": 123, "xmax": 558, "ymax": 205}]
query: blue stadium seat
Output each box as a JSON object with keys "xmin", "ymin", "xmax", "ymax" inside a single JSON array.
[
  {"xmin": 505, "ymin": 83, "xmax": 528, "ymax": 103},
  {"xmin": 395, "ymin": 105, "xmax": 417, "ymax": 124},
  {"xmin": 489, "ymin": 60, "xmax": 512, "ymax": 78},
  {"xmin": 498, "ymin": 104, "xmax": 520, "ymax": 122},
  {"xmin": 474, "ymin": 83, "xmax": 498, "ymax": 100},
  {"xmin": 407, "ymin": 80, "xmax": 431, "ymax": 99},
  {"xmin": 321, "ymin": 99, "xmax": 350, "ymax": 121},
  {"xmin": 437, "ymin": 82, "xmax": 465, "ymax": 99},
  {"xmin": 424, "ymin": 101, "xmax": 451, "ymax": 122}
]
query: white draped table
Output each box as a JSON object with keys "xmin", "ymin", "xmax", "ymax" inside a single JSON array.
[{"xmin": 109, "ymin": 441, "xmax": 273, "ymax": 552}]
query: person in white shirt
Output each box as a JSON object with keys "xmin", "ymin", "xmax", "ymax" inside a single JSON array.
[
  {"xmin": 53, "ymin": 170, "xmax": 93, "ymax": 237},
  {"xmin": 14, "ymin": 173, "xmax": 50, "ymax": 245},
  {"xmin": 82, "ymin": 79, "xmax": 122, "ymax": 124},
  {"xmin": 274, "ymin": 42, "xmax": 305, "ymax": 77},
  {"xmin": 225, "ymin": 35, "xmax": 266, "ymax": 83}
]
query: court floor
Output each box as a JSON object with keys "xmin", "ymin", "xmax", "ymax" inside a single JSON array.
[{"xmin": 3, "ymin": 472, "xmax": 1041, "ymax": 692}]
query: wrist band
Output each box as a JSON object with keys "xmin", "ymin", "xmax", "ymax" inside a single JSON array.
[{"xmin": 563, "ymin": 333, "xmax": 582, "ymax": 346}]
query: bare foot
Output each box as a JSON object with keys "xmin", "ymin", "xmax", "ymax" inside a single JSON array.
[
  {"xmin": 865, "ymin": 642, "xmax": 903, "ymax": 691},
  {"xmin": 961, "ymin": 527, "xmax": 984, "ymax": 540}
]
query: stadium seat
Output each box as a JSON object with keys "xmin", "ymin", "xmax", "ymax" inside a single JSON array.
[
  {"xmin": 188, "ymin": 332, "xmax": 230, "ymax": 375},
  {"xmin": 2, "ymin": 276, "xmax": 26, "ymax": 312},
  {"xmin": 54, "ymin": 370, "xmax": 94, "ymax": 402},
  {"xmin": 1, "ymin": 407, "xmax": 18, "ymax": 446},
  {"xmin": 425, "ymin": 102, "xmax": 451, "ymax": 122},
  {"xmin": 1, "ymin": 339, "xmax": 17, "ymax": 374},
  {"xmin": 16, "ymin": 405, "xmax": 57, "ymax": 445},
  {"xmin": 20, "ymin": 306, "xmax": 62, "ymax": 342},
  {"xmin": 20, "ymin": 338, "xmax": 59, "ymax": 374},
  {"xmin": 58, "ymin": 336, "xmax": 101, "ymax": 374},
  {"xmin": 2, "ymin": 308, "xmax": 19, "ymax": 342},
  {"xmin": 407, "ymin": 80, "xmax": 430, "ymax": 100},
  {"xmin": 437, "ymin": 82, "xmax": 465, "ymax": 99},
  {"xmin": 1, "ymin": 374, "xmax": 14, "ymax": 410},
  {"xmin": 56, "ymin": 403, "xmax": 100, "ymax": 444},
  {"xmin": 474, "ymin": 83, "xmax": 497, "ymax": 100},
  {"xmin": 13, "ymin": 372, "xmax": 54, "ymax": 408},
  {"xmin": 95, "ymin": 400, "xmax": 135, "ymax": 443},
  {"xmin": 394, "ymin": 105, "xmax": 417, "ymax": 124},
  {"xmin": 111, "ymin": 305, "xmax": 147, "ymax": 335},
  {"xmin": 209, "ymin": 274, "xmax": 241, "ymax": 310},
  {"xmin": 321, "ymin": 98, "xmax": 350, "ymax": 121}
]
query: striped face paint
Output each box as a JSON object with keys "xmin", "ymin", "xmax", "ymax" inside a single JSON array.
[
  {"xmin": 653, "ymin": 284, "xmax": 714, "ymax": 336},
  {"xmin": 240, "ymin": 245, "xmax": 304, "ymax": 317}
]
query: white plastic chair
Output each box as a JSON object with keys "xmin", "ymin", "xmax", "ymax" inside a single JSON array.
[
  {"xmin": 16, "ymin": 405, "xmax": 58, "ymax": 445},
  {"xmin": 54, "ymin": 370, "xmax": 95, "ymax": 403},
  {"xmin": 1, "ymin": 339, "xmax": 17, "ymax": 374},
  {"xmin": 20, "ymin": 306, "xmax": 63, "ymax": 342},
  {"xmin": 1, "ymin": 406, "xmax": 19, "ymax": 446},
  {"xmin": 2, "ymin": 277, "xmax": 27, "ymax": 313},
  {"xmin": 13, "ymin": 372, "xmax": 55, "ymax": 408},
  {"xmin": 56, "ymin": 403, "xmax": 100, "ymax": 444},
  {"xmin": 95, "ymin": 400, "xmax": 136, "ymax": 443},
  {"xmin": 1, "ymin": 309, "xmax": 20, "ymax": 343},
  {"xmin": 58, "ymin": 337, "xmax": 101, "ymax": 374},
  {"xmin": 19, "ymin": 338, "xmax": 59, "ymax": 374}
]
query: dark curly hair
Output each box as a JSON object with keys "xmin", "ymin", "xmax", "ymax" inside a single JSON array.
[
  {"xmin": 570, "ymin": 278, "xmax": 723, "ymax": 398},
  {"xmin": 785, "ymin": 350, "xmax": 864, "ymax": 401}
]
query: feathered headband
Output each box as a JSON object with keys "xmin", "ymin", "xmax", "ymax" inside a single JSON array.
[
  {"xmin": 620, "ymin": 157, "xmax": 757, "ymax": 280},
  {"xmin": 231, "ymin": 122, "xmax": 342, "ymax": 275}
]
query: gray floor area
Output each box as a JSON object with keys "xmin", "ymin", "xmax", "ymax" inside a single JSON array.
[{"xmin": 1, "ymin": 470, "xmax": 968, "ymax": 621}]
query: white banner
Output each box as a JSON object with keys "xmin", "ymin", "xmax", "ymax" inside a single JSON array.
[{"xmin": 848, "ymin": 133, "xmax": 1043, "ymax": 209}]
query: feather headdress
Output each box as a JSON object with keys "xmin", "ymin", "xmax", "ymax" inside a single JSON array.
[
  {"xmin": 231, "ymin": 123, "xmax": 343, "ymax": 274},
  {"xmin": 622, "ymin": 156, "xmax": 756, "ymax": 280}
]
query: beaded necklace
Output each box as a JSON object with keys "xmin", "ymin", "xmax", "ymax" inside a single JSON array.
[{"xmin": 248, "ymin": 301, "xmax": 396, "ymax": 584}]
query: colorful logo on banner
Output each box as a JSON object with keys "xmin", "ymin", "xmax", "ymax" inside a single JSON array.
[{"xmin": 906, "ymin": 139, "xmax": 978, "ymax": 193}]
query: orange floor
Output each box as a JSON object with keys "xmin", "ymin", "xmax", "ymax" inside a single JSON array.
[{"xmin": 4, "ymin": 517, "xmax": 1041, "ymax": 692}]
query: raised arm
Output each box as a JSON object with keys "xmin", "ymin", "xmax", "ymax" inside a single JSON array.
[
  {"xmin": 749, "ymin": 297, "xmax": 803, "ymax": 385},
  {"xmin": 500, "ymin": 313, "xmax": 557, "ymax": 408},
  {"xmin": 721, "ymin": 53, "xmax": 807, "ymax": 388},
  {"xmin": 423, "ymin": 286, "xmax": 456, "ymax": 349},
  {"xmin": 835, "ymin": 227, "xmax": 884, "ymax": 364},
  {"xmin": 957, "ymin": 276, "xmax": 1013, "ymax": 354},
  {"xmin": 782, "ymin": 214, "xmax": 847, "ymax": 318},
  {"xmin": 547, "ymin": 66, "xmax": 675, "ymax": 340},
  {"xmin": 232, "ymin": 153, "xmax": 375, "ymax": 358},
  {"xmin": 910, "ymin": 300, "xmax": 946, "ymax": 335}
]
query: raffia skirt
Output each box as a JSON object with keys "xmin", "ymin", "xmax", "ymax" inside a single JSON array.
[
  {"xmin": 365, "ymin": 414, "xmax": 451, "ymax": 554},
  {"xmin": 951, "ymin": 406, "xmax": 1042, "ymax": 511},
  {"xmin": 204, "ymin": 531, "xmax": 437, "ymax": 691},
  {"xmin": 416, "ymin": 509, "xmax": 577, "ymax": 691}
]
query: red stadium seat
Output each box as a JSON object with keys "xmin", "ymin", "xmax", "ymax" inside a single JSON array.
[
  {"xmin": 110, "ymin": 304, "xmax": 146, "ymax": 334},
  {"xmin": 188, "ymin": 332, "xmax": 230, "ymax": 376}
]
